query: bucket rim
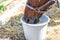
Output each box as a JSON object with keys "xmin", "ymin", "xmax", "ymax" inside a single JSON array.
[{"xmin": 20, "ymin": 14, "xmax": 50, "ymax": 27}]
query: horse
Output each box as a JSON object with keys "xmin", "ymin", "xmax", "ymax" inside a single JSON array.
[{"xmin": 24, "ymin": 0, "xmax": 58, "ymax": 24}]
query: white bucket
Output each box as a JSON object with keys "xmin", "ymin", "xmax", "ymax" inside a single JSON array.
[{"xmin": 20, "ymin": 14, "xmax": 50, "ymax": 40}]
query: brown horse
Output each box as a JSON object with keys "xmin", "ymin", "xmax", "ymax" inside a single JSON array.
[{"xmin": 24, "ymin": 0, "xmax": 57, "ymax": 24}]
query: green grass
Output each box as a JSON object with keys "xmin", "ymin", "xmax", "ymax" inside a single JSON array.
[{"xmin": 0, "ymin": 5, "xmax": 6, "ymax": 13}]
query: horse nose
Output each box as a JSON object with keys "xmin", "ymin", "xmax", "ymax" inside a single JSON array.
[
  {"xmin": 26, "ymin": 18, "xmax": 34, "ymax": 24},
  {"xmin": 25, "ymin": 17, "xmax": 39, "ymax": 24},
  {"xmin": 26, "ymin": 18, "xmax": 31, "ymax": 23}
]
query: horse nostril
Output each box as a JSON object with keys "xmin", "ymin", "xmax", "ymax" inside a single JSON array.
[{"xmin": 26, "ymin": 18, "xmax": 30, "ymax": 23}]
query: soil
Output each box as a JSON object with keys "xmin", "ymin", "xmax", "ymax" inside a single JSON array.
[
  {"xmin": 0, "ymin": 7, "xmax": 60, "ymax": 40},
  {"xmin": 0, "ymin": 1, "xmax": 60, "ymax": 40}
]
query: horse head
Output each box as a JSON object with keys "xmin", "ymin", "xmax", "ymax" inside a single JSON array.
[{"xmin": 24, "ymin": 0, "xmax": 58, "ymax": 24}]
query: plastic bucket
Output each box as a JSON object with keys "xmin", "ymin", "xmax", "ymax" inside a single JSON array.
[{"xmin": 20, "ymin": 14, "xmax": 50, "ymax": 40}]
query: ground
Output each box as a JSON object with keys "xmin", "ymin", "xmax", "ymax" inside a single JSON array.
[{"xmin": 0, "ymin": 2, "xmax": 60, "ymax": 40}]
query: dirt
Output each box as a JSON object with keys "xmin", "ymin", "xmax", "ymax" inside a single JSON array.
[
  {"xmin": 0, "ymin": 9, "xmax": 60, "ymax": 40},
  {"xmin": 0, "ymin": 1, "xmax": 60, "ymax": 40}
]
